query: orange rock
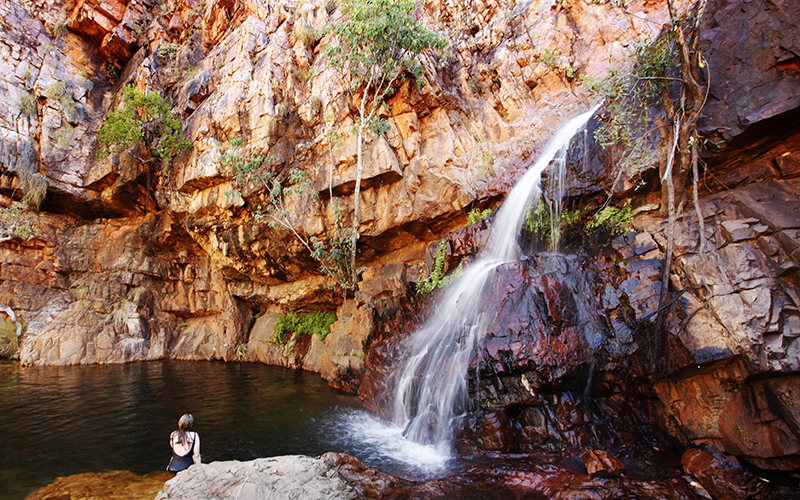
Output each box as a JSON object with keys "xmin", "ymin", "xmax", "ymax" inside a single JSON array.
[
  {"xmin": 582, "ymin": 449, "xmax": 625, "ymax": 475},
  {"xmin": 25, "ymin": 470, "xmax": 171, "ymax": 500}
]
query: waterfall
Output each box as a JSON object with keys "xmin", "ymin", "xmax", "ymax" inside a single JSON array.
[{"xmin": 389, "ymin": 104, "xmax": 602, "ymax": 457}]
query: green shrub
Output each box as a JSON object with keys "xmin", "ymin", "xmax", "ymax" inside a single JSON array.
[
  {"xmin": 96, "ymin": 85, "xmax": 192, "ymax": 167},
  {"xmin": 523, "ymin": 198, "xmax": 632, "ymax": 250},
  {"xmin": 537, "ymin": 48, "xmax": 562, "ymax": 70},
  {"xmin": 467, "ymin": 207, "xmax": 493, "ymax": 225},
  {"xmin": 158, "ymin": 43, "xmax": 181, "ymax": 59},
  {"xmin": 587, "ymin": 200, "xmax": 633, "ymax": 237},
  {"xmin": 272, "ymin": 310, "xmax": 338, "ymax": 343}
]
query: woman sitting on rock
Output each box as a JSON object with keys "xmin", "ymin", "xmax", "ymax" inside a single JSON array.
[{"xmin": 167, "ymin": 414, "xmax": 201, "ymax": 473}]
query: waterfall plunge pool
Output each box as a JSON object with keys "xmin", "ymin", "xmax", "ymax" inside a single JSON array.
[{"xmin": 0, "ymin": 360, "xmax": 454, "ymax": 500}]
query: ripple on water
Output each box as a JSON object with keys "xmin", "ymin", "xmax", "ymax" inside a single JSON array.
[{"xmin": 0, "ymin": 361, "xmax": 412, "ymax": 500}]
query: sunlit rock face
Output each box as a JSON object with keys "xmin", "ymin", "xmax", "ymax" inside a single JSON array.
[
  {"xmin": 26, "ymin": 470, "xmax": 172, "ymax": 500},
  {"xmin": 1, "ymin": 0, "xmax": 799, "ymax": 487},
  {"xmin": 10, "ymin": 211, "xmax": 248, "ymax": 366},
  {"xmin": 0, "ymin": 0, "xmax": 668, "ymax": 367}
]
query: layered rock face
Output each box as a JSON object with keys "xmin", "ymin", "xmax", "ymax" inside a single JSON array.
[
  {"xmin": 0, "ymin": 0, "xmax": 667, "ymax": 369},
  {"xmin": 362, "ymin": 0, "xmax": 800, "ymax": 484},
  {"xmin": 1, "ymin": 0, "xmax": 800, "ymax": 493}
]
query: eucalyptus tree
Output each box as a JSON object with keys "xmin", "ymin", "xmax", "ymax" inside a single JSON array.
[{"xmin": 324, "ymin": 0, "xmax": 445, "ymax": 288}]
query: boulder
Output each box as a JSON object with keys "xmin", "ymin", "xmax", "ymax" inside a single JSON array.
[
  {"xmin": 154, "ymin": 455, "xmax": 358, "ymax": 500},
  {"xmin": 582, "ymin": 449, "xmax": 625, "ymax": 475},
  {"xmin": 154, "ymin": 453, "xmax": 409, "ymax": 500}
]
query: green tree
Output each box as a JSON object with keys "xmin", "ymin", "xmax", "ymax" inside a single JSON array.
[
  {"xmin": 324, "ymin": 0, "xmax": 445, "ymax": 287},
  {"xmin": 96, "ymin": 84, "xmax": 192, "ymax": 169}
]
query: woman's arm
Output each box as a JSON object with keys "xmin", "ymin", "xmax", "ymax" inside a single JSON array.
[{"xmin": 193, "ymin": 432, "xmax": 201, "ymax": 464}]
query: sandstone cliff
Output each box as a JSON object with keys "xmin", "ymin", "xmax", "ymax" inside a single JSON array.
[
  {"xmin": 1, "ymin": 0, "xmax": 800, "ymax": 489},
  {"xmin": 0, "ymin": 0, "xmax": 667, "ymax": 367}
]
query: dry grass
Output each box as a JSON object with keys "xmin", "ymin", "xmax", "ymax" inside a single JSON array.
[
  {"xmin": 19, "ymin": 170, "xmax": 48, "ymax": 211},
  {"xmin": 45, "ymin": 81, "xmax": 66, "ymax": 99},
  {"xmin": 0, "ymin": 318, "xmax": 20, "ymax": 359},
  {"xmin": 295, "ymin": 24, "xmax": 318, "ymax": 50},
  {"xmin": 18, "ymin": 92, "xmax": 36, "ymax": 116},
  {"xmin": 50, "ymin": 18, "xmax": 69, "ymax": 39}
]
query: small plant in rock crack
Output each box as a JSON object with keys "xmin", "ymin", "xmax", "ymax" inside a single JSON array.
[{"xmin": 416, "ymin": 240, "xmax": 462, "ymax": 296}]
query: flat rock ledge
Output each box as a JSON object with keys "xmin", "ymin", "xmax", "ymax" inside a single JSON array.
[{"xmin": 155, "ymin": 454, "xmax": 361, "ymax": 500}]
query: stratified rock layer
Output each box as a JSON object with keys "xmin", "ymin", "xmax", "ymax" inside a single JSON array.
[{"xmin": 0, "ymin": 0, "xmax": 799, "ymax": 491}]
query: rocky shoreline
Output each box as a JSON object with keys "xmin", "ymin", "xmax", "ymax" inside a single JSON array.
[{"xmin": 26, "ymin": 448, "xmax": 797, "ymax": 500}]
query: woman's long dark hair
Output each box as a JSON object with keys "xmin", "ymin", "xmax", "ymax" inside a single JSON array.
[{"xmin": 174, "ymin": 414, "xmax": 194, "ymax": 445}]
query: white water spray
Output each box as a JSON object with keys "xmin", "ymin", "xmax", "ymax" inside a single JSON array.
[{"xmin": 389, "ymin": 104, "xmax": 602, "ymax": 459}]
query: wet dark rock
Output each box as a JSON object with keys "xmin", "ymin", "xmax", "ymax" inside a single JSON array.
[
  {"xmin": 682, "ymin": 448, "xmax": 788, "ymax": 500},
  {"xmin": 403, "ymin": 454, "xmax": 696, "ymax": 500},
  {"xmin": 358, "ymin": 290, "xmax": 429, "ymax": 416},
  {"xmin": 699, "ymin": 0, "xmax": 800, "ymax": 167},
  {"xmin": 464, "ymin": 410, "xmax": 516, "ymax": 453},
  {"xmin": 320, "ymin": 452, "xmax": 411, "ymax": 499}
]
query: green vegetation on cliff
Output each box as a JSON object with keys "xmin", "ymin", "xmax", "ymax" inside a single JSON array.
[
  {"xmin": 223, "ymin": 142, "xmax": 357, "ymax": 293},
  {"xmin": 96, "ymin": 85, "xmax": 192, "ymax": 169},
  {"xmin": 272, "ymin": 311, "xmax": 338, "ymax": 343},
  {"xmin": 416, "ymin": 240, "xmax": 461, "ymax": 296},
  {"xmin": 587, "ymin": 0, "xmax": 710, "ymax": 372},
  {"xmin": 0, "ymin": 202, "xmax": 40, "ymax": 242},
  {"xmin": 523, "ymin": 199, "xmax": 632, "ymax": 251},
  {"xmin": 323, "ymin": 0, "xmax": 446, "ymax": 291}
]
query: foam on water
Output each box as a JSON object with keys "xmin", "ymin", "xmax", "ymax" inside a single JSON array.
[{"xmin": 340, "ymin": 410, "xmax": 450, "ymax": 471}]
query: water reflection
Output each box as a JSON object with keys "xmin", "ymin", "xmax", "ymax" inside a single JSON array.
[{"xmin": 0, "ymin": 360, "xmax": 366, "ymax": 500}]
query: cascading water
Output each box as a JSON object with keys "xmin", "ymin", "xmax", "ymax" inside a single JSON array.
[{"xmin": 389, "ymin": 103, "xmax": 602, "ymax": 459}]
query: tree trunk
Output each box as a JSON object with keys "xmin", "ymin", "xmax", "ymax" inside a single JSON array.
[{"xmin": 351, "ymin": 120, "xmax": 365, "ymax": 288}]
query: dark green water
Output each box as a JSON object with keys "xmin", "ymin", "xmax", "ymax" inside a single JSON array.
[{"xmin": 0, "ymin": 360, "xmax": 367, "ymax": 500}]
